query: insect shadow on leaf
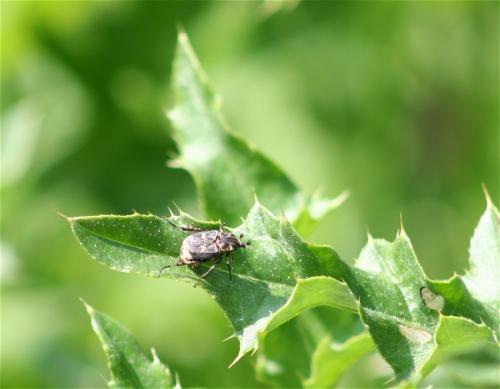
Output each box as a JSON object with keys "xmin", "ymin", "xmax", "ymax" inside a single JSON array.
[{"xmin": 157, "ymin": 220, "xmax": 250, "ymax": 287}]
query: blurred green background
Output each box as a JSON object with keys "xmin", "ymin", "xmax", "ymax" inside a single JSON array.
[{"xmin": 1, "ymin": 1, "xmax": 498, "ymax": 387}]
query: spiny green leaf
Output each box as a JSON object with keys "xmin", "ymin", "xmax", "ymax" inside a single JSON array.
[
  {"xmin": 168, "ymin": 31, "xmax": 345, "ymax": 233},
  {"xmin": 342, "ymin": 196, "xmax": 500, "ymax": 383},
  {"xmin": 342, "ymin": 231, "xmax": 438, "ymax": 381},
  {"xmin": 70, "ymin": 201, "xmax": 356, "ymax": 366},
  {"xmin": 83, "ymin": 300, "xmax": 176, "ymax": 389},
  {"xmin": 431, "ymin": 197, "xmax": 499, "ymax": 338}
]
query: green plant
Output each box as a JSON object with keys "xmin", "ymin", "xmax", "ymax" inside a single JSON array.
[{"xmin": 69, "ymin": 32, "xmax": 499, "ymax": 388}]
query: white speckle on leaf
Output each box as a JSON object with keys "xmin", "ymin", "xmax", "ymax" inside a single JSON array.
[{"xmin": 398, "ymin": 324, "xmax": 432, "ymax": 343}]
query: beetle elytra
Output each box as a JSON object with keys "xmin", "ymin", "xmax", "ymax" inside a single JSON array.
[{"xmin": 158, "ymin": 220, "xmax": 250, "ymax": 287}]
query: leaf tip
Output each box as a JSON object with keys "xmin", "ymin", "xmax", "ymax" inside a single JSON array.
[
  {"xmin": 223, "ymin": 333, "xmax": 236, "ymax": 342},
  {"xmin": 397, "ymin": 223, "xmax": 410, "ymax": 241},
  {"xmin": 228, "ymin": 353, "xmax": 243, "ymax": 369},
  {"xmin": 80, "ymin": 298, "xmax": 95, "ymax": 316},
  {"xmin": 365, "ymin": 226, "xmax": 374, "ymax": 242},
  {"xmin": 174, "ymin": 27, "xmax": 210, "ymax": 89},
  {"xmin": 176, "ymin": 22, "xmax": 186, "ymax": 37},
  {"xmin": 57, "ymin": 211, "xmax": 71, "ymax": 221},
  {"xmin": 330, "ymin": 189, "xmax": 350, "ymax": 209},
  {"xmin": 176, "ymin": 25, "xmax": 188, "ymax": 45},
  {"xmin": 151, "ymin": 347, "xmax": 161, "ymax": 363},
  {"xmin": 228, "ymin": 344, "xmax": 257, "ymax": 368},
  {"xmin": 252, "ymin": 188, "xmax": 260, "ymax": 205},
  {"xmin": 171, "ymin": 201, "xmax": 183, "ymax": 214},
  {"xmin": 481, "ymin": 183, "xmax": 494, "ymax": 208}
]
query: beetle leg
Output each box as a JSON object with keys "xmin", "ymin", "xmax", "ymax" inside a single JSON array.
[
  {"xmin": 166, "ymin": 219, "xmax": 205, "ymax": 232},
  {"xmin": 156, "ymin": 264, "xmax": 173, "ymax": 278},
  {"xmin": 193, "ymin": 256, "xmax": 222, "ymax": 287},
  {"xmin": 157, "ymin": 257, "xmax": 193, "ymax": 278},
  {"xmin": 157, "ymin": 262, "xmax": 186, "ymax": 279}
]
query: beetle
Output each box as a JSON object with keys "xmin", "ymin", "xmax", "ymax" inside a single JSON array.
[{"xmin": 157, "ymin": 220, "xmax": 250, "ymax": 287}]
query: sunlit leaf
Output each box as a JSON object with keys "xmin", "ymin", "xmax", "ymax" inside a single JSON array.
[
  {"xmin": 70, "ymin": 201, "xmax": 356, "ymax": 366},
  {"xmin": 342, "ymin": 230, "xmax": 438, "ymax": 381},
  {"xmin": 431, "ymin": 196, "xmax": 499, "ymax": 338},
  {"xmin": 83, "ymin": 301, "xmax": 176, "ymax": 388},
  {"xmin": 168, "ymin": 31, "xmax": 345, "ymax": 233},
  {"xmin": 342, "ymin": 196, "xmax": 500, "ymax": 383}
]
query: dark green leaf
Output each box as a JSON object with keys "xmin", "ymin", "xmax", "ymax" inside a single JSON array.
[
  {"xmin": 83, "ymin": 300, "xmax": 175, "ymax": 388},
  {"xmin": 168, "ymin": 31, "xmax": 345, "ymax": 233},
  {"xmin": 70, "ymin": 202, "xmax": 356, "ymax": 365},
  {"xmin": 257, "ymin": 308, "xmax": 373, "ymax": 388}
]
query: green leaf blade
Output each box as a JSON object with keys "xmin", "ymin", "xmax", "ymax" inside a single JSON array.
[
  {"xmin": 71, "ymin": 215, "xmax": 172, "ymax": 277},
  {"xmin": 169, "ymin": 31, "xmax": 343, "ymax": 232},
  {"xmin": 83, "ymin": 301, "xmax": 174, "ymax": 389},
  {"xmin": 70, "ymin": 202, "xmax": 356, "ymax": 366},
  {"xmin": 257, "ymin": 308, "xmax": 372, "ymax": 388},
  {"xmin": 304, "ymin": 332, "xmax": 374, "ymax": 388},
  {"xmin": 429, "ymin": 198, "xmax": 500, "ymax": 338},
  {"xmin": 344, "ymin": 196, "xmax": 500, "ymax": 383},
  {"xmin": 463, "ymin": 197, "xmax": 500, "ymax": 334},
  {"xmin": 410, "ymin": 315, "xmax": 498, "ymax": 385},
  {"xmin": 344, "ymin": 232, "xmax": 439, "ymax": 380}
]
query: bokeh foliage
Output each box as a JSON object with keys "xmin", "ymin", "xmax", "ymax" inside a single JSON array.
[{"xmin": 1, "ymin": 1, "xmax": 498, "ymax": 388}]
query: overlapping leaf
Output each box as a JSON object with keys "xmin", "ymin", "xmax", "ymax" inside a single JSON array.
[
  {"xmin": 342, "ymin": 230, "xmax": 438, "ymax": 380},
  {"xmin": 71, "ymin": 30, "xmax": 500, "ymax": 387},
  {"xmin": 73, "ymin": 199, "xmax": 499, "ymax": 385},
  {"xmin": 83, "ymin": 301, "xmax": 176, "ymax": 388},
  {"xmin": 256, "ymin": 308, "xmax": 373, "ymax": 388},
  {"xmin": 304, "ymin": 332, "xmax": 374, "ymax": 388},
  {"xmin": 70, "ymin": 201, "xmax": 356, "ymax": 366},
  {"xmin": 407, "ymin": 315, "xmax": 498, "ymax": 386},
  {"xmin": 168, "ymin": 31, "xmax": 345, "ymax": 233},
  {"xmin": 341, "ymin": 198, "xmax": 499, "ymax": 383},
  {"xmin": 431, "ymin": 195, "xmax": 499, "ymax": 339}
]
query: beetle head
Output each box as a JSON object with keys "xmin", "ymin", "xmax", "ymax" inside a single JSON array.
[{"xmin": 220, "ymin": 232, "xmax": 250, "ymax": 251}]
